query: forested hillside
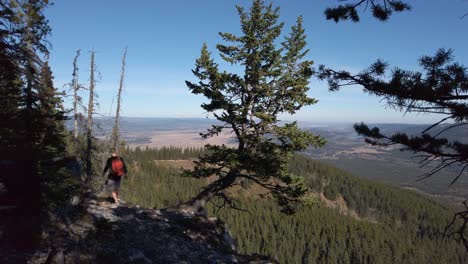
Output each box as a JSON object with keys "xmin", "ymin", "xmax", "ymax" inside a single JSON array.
[{"xmin": 120, "ymin": 147, "xmax": 467, "ymax": 263}]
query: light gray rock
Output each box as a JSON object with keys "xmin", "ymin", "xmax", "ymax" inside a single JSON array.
[
  {"xmin": 24, "ymin": 197, "xmax": 274, "ymax": 264},
  {"xmin": 70, "ymin": 195, "xmax": 81, "ymax": 206}
]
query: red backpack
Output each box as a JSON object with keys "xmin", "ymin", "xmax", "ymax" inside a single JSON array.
[{"xmin": 111, "ymin": 158, "xmax": 125, "ymax": 177}]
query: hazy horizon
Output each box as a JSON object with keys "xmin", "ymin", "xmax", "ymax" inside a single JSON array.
[
  {"xmin": 46, "ymin": 0, "xmax": 468, "ymax": 124},
  {"xmin": 92, "ymin": 115, "xmax": 441, "ymax": 126}
]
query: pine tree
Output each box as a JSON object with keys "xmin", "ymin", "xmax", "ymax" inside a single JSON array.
[
  {"xmin": 184, "ymin": 0, "xmax": 325, "ymax": 213},
  {"xmin": 324, "ymin": 0, "xmax": 411, "ymax": 22},
  {"xmin": 37, "ymin": 61, "xmax": 75, "ymax": 206},
  {"xmin": 0, "ymin": 0, "xmax": 69, "ymax": 249},
  {"xmin": 318, "ymin": 1, "xmax": 468, "ymax": 250},
  {"xmin": 0, "ymin": 36, "xmax": 23, "ymax": 154},
  {"xmin": 37, "ymin": 61, "xmax": 67, "ymax": 153}
]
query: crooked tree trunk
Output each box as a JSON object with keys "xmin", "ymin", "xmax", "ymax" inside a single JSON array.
[
  {"xmin": 85, "ymin": 51, "xmax": 95, "ymax": 181},
  {"xmin": 72, "ymin": 50, "xmax": 80, "ymax": 139},
  {"xmin": 111, "ymin": 47, "xmax": 127, "ymax": 149},
  {"xmin": 181, "ymin": 171, "xmax": 238, "ymax": 214}
]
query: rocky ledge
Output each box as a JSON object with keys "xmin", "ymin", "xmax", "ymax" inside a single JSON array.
[{"xmin": 24, "ymin": 197, "xmax": 272, "ymax": 264}]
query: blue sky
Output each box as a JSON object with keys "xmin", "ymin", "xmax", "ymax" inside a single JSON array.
[{"xmin": 45, "ymin": 0, "xmax": 468, "ymax": 124}]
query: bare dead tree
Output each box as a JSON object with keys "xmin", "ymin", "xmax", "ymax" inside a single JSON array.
[
  {"xmin": 85, "ymin": 50, "xmax": 96, "ymax": 181},
  {"xmin": 111, "ymin": 47, "xmax": 127, "ymax": 150},
  {"xmin": 445, "ymin": 200, "xmax": 468, "ymax": 251},
  {"xmin": 71, "ymin": 49, "xmax": 81, "ymax": 139}
]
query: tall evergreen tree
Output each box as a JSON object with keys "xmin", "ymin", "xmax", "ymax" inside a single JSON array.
[
  {"xmin": 0, "ymin": 34, "xmax": 22, "ymax": 156},
  {"xmin": 0, "ymin": 0, "xmax": 69, "ymax": 249},
  {"xmin": 37, "ymin": 60, "xmax": 67, "ymax": 153},
  {"xmin": 36, "ymin": 61, "xmax": 72, "ymax": 204},
  {"xmin": 184, "ymin": 0, "xmax": 325, "ymax": 213}
]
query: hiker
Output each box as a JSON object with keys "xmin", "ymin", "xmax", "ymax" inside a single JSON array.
[{"xmin": 103, "ymin": 147, "xmax": 127, "ymax": 205}]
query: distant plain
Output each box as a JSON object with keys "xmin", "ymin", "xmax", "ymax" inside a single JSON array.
[{"xmin": 89, "ymin": 117, "xmax": 468, "ymax": 203}]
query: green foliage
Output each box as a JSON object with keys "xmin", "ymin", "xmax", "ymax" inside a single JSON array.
[
  {"xmin": 185, "ymin": 0, "xmax": 325, "ymax": 212},
  {"xmin": 323, "ymin": 184, "xmax": 339, "ymax": 200},
  {"xmin": 121, "ymin": 147, "xmax": 467, "ymax": 263},
  {"xmin": 120, "ymin": 147, "xmax": 205, "ymax": 208},
  {"xmin": 123, "ymin": 145, "xmax": 206, "ymax": 163},
  {"xmin": 0, "ymin": 0, "xmax": 74, "ymax": 249},
  {"xmin": 324, "ymin": 0, "xmax": 411, "ymax": 22},
  {"xmin": 319, "ymin": 3, "xmax": 468, "ymax": 250},
  {"xmin": 290, "ymin": 155, "xmax": 455, "ymax": 224},
  {"xmin": 324, "ymin": 50, "xmax": 468, "ymax": 183},
  {"xmin": 319, "ymin": 48, "xmax": 468, "ymax": 249},
  {"xmin": 42, "ymin": 164, "xmax": 81, "ymax": 211}
]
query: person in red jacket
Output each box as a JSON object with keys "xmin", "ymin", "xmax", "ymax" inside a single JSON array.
[{"xmin": 103, "ymin": 148, "xmax": 127, "ymax": 206}]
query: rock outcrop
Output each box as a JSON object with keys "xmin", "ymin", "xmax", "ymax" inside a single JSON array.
[{"xmin": 24, "ymin": 196, "xmax": 272, "ymax": 264}]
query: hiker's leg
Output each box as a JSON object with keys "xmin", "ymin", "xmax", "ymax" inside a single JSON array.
[
  {"xmin": 111, "ymin": 191, "xmax": 118, "ymax": 203},
  {"xmin": 115, "ymin": 180, "xmax": 121, "ymax": 203}
]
